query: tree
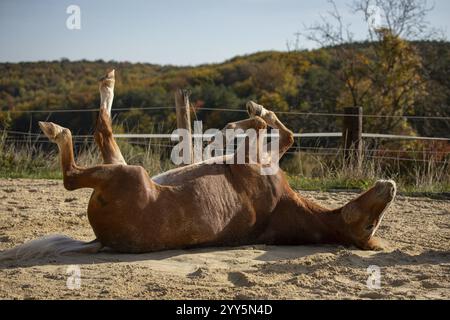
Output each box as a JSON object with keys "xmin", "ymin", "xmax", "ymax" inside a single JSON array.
[
  {"xmin": 359, "ymin": 28, "xmax": 425, "ymax": 133},
  {"xmin": 303, "ymin": 0, "xmax": 441, "ymax": 134}
]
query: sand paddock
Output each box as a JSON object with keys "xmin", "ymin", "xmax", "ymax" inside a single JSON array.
[{"xmin": 0, "ymin": 179, "xmax": 448, "ymax": 299}]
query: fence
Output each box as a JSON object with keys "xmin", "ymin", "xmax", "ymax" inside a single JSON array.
[{"xmin": 1, "ymin": 97, "xmax": 450, "ymax": 165}]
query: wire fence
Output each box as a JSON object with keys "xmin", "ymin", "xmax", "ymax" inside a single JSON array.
[
  {"xmin": 4, "ymin": 136, "xmax": 449, "ymax": 153},
  {"xmin": 1, "ymin": 105, "xmax": 450, "ymax": 120},
  {"xmin": 2, "ymin": 130, "xmax": 449, "ymax": 164},
  {"xmin": 3, "ymin": 129, "xmax": 450, "ymax": 141},
  {"xmin": 1, "ymin": 105, "xmax": 449, "ymax": 165}
]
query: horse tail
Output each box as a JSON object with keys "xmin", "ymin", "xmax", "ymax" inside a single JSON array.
[{"xmin": 0, "ymin": 235, "xmax": 102, "ymax": 262}]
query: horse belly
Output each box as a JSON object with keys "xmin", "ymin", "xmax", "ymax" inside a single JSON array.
[{"xmin": 171, "ymin": 169, "xmax": 281, "ymax": 247}]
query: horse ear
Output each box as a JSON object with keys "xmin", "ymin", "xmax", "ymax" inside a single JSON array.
[{"xmin": 341, "ymin": 202, "xmax": 361, "ymax": 224}]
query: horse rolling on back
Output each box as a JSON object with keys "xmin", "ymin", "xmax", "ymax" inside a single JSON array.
[{"xmin": 0, "ymin": 70, "xmax": 396, "ymax": 261}]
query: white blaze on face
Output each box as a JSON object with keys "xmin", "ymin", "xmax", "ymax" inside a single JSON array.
[{"xmin": 370, "ymin": 180, "xmax": 397, "ymax": 237}]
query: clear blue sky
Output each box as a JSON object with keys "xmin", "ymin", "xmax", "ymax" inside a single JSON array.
[{"xmin": 0, "ymin": 0, "xmax": 449, "ymax": 65}]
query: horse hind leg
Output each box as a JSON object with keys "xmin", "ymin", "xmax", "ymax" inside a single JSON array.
[
  {"xmin": 38, "ymin": 121, "xmax": 116, "ymax": 253},
  {"xmin": 94, "ymin": 69, "xmax": 127, "ymax": 165},
  {"xmin": 39, "ymin": 121, "xmax": 77, "ymax": 175},
  {"xmin": 94, "ymin": 107, "xmax": 127, "ymax": 165},
  {"xmin": 99, "ymin": 69, "xmax": 115, "ymax": 115},
  {"xmin": 39, "ymin": 121, "xmax": 114, "ymax": 191}
]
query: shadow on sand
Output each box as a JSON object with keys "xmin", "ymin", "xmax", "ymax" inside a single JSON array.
[
  {"xmin": 0, "ymin": 244, "xmax": 335, "ymax": 269},
  {"xmin": 0, "ymin": 244, "xmax": 448, "ymax": 270}
]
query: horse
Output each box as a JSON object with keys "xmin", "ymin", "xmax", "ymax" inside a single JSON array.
[{"xmin": 0, "ymin": 70, "xmax": 396, "ymax": 260}]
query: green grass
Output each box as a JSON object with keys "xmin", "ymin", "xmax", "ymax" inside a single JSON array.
[
  {"xmin": 0, "ymin": 170, "xmax": 62, "ymax": 180},
  {"xmin": 282, "ymin": 152, "xmax": 450, "ymax": 194},
  {"xmin": 286, "ymin": 175, "xmax": 376, "ymax": 191},
  {"xmin": 286, "ymin": 174, "xmax": 450, "ymax": 194}
]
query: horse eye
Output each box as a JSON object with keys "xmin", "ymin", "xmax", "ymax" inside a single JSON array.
[{"xmin": 365, "ymin": 224, "xmax": 375, "ymax": 231}]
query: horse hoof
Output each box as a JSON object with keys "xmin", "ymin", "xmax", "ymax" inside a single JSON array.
[
  {"xmin": 246, "ymin": 101, "xmax": 264, "ymax": 117},
  {"xmin": 99, "ymin": 69, "xmax": 115, "ymax": 82},
  {"xmin": 38, "ymin": 122, "xmax": 68, "ymax": 142}
]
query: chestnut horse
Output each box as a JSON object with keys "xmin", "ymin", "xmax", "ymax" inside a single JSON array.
[{"xmin": 0, "ymin": 70, "xmax": 396, "ymax": 260}]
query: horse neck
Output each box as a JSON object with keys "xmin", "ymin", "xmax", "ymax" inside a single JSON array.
[{"xmin": 269, "ymin": 190, "xmax": 348, "ymax": 244}]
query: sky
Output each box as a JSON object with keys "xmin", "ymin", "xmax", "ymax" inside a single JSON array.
[{"xmin": 0, "ymin": 0, "xmax": 449, "ymax": 66}]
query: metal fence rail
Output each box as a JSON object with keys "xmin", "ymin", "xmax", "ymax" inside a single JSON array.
[{"xmin": 2, "ymin": 130, "xmax": 450, "ymax": 141}]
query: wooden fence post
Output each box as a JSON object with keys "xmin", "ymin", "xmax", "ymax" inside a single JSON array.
[
  {"xmin": 342, "ymin": 106, "xmax": 363, "ymax": 166},
  {"xmin": 175, "ymin": 89, "xmax": 192, "ymax": 165}
]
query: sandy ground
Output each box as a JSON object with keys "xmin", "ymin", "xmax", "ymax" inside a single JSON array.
[{"xmin": 0, "ymin": 178, "xmax": 449, "ymax": 300}]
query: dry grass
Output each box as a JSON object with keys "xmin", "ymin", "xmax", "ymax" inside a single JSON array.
[
  {"xmin": 282, "ymin": 150, "xmax": 450, "ymax": 193},
  {"xmin": 1, "ymin": 132, "xmax": 449, "ymax": 193},
  {"xmin": 0, "ymin": 132, "xmax": 174, "ymax": 179}
]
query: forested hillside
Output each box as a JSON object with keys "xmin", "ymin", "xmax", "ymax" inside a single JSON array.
[{"xmin": 0, "ymin": 41, "xmax": 449, "ymax": 138}]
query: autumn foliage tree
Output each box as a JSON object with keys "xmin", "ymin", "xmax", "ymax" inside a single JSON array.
[
  {"xmin": 304, "ymin": 0, "xmax": 438, "ymax": 135},
  {"xmin": 337, "ymin": 28, "xmax": 426, "ymax": 134}
]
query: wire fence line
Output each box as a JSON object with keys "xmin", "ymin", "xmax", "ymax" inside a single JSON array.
[
  {"xmin": 0, "ymin": 106, "xmax": 174, "ymax": 114},
  {"xmin": 283, "ymin": 152, "xmax": 448, "ymax": 163},
  {"xmin": 1, "ymin": 106, "xmax": 450, "ymax": 120},
  {"xmin": 2, "ymin": 129, "xmax": 450, "ymax": 141},
  {"xmin": 2, "ymin": 103, "xmax": 449, "ymax": 166},
  {"xmin": 3, "ymin": 128, "xmax": 450, "ymax": 157},
  {"xmin": 4, "ymin": 138, "xmax": 447, "ymax": 163},
  {"xmin": 5, "ymin": 137, "xmax": 448, "ymax": 156}
]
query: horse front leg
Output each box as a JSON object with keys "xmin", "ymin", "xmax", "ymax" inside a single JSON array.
[
  {"xmin": 246, "ymin": 101, "xmax": 294, "ymax": 159},
  {"xmin": 205, "ymin": 115, "xmax": 268, "ymax": 163}
]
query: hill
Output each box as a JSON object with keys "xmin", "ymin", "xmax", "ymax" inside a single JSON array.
[{"xmin": 0, "ymin": 41, "xmax": 449, "ymax": 138}]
